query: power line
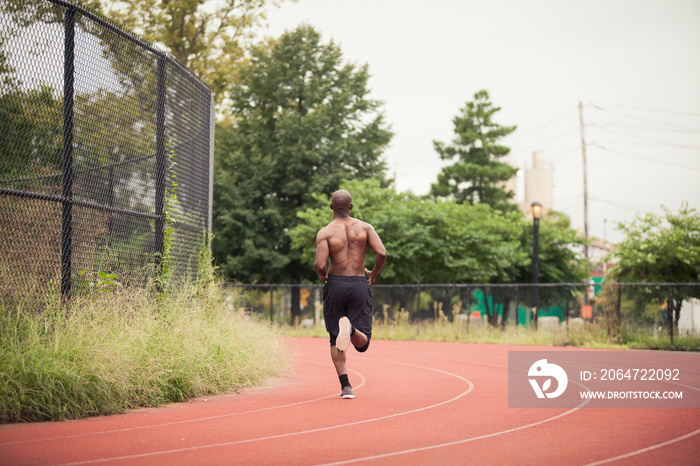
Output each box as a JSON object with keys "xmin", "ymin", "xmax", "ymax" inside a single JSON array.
[
  {"xmin": 588, "ymin": 195, "xmax": 665, "ymax": 214},
  {"xmin": 547, "ymin": 146, "xmax": 579, "ymax": 161},
  {"xmin": 593, "ymin": 127, "xmax": 700, "ymax": 150},
  {"xmin": 591, "ymin": 102, "xmax": 700, "ymax": 118},
  {"xmin": 556, "ymin": 195, "xmax": 583, "ymax": 211},
  {"xmin": 589, "ymin": 122, "xmax": 700, "ymax": 135},
  {"xmin": 515, "ymin": 127, "xmax": 580, "ymax": 152},
  {"xmin": 591, "ymin": 105, "xmax": 699, "ymax": 132},
  {"xmin": 591, "ymin": 143, "xmax": 700, "ymax": 172},
  {"xmin": 506, "ymin": 108, "xmax": 577, "ymax": 142}
]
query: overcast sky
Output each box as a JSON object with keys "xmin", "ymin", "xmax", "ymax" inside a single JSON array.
[{"xmin": 264, "ymin": 0, "xmax": 700, "ymax": 243}]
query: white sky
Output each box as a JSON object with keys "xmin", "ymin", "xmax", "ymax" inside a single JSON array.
[{"xmin": 264, "ymin": 0, "xmax": 700, "ymax": 243}]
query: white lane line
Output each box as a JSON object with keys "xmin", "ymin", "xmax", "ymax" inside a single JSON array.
[
  {"xmin": 582, "ymin": 428, "xmax": 700, "ymax": 466},
  {"xmin": 54, "ymin": 359, "xmax": 475, "ymax": 465},
  {"xmin": 0, "ymin": 359, "xmax": 364, "ymax": 447},
  {"xmin": 315, "ymin": 353, "xmax": 699, "ymax": 466},
  {"xmin": 314, "ymin": 356, "xmax": 594, "ymax": 466},
  {"xmin": 480, "ymin": 355, "xmax": 700, "ymax": 466},
  {"xmin": 316, "ymin": 404, "xmax": 588, "ymax": 466}
]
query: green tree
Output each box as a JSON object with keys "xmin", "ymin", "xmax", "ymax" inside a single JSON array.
[
  {"xmin": 3, "ymin": 0, "xmax": 286, "ymax": 107},
  {"xmin": 105, "ymin": 0, "xmax": 288, "ymax": 105},
  {"xmin": 290, "ymin": 178, "xmax": 527, "ymax": 326},
  {"xmin": 610, "ymin": 204, "xmax": 700, "ymax": 326},
  {"xmin": 508, "ymin": 210, "xmax": 588, "ymax": 285},
  {"xmin": 611, "ymin": 205, "xmax": 700, "ymax": 283},
  {"xmin": 289, "ymin": 178, "xmax": 524, "ymax": 285},
  {"xmin": 213, "ymin": 25, "xmax": 392, "ymax": 286},
  {"xmin": 431, "ymin": 89, "xmax": 517, "ymax": 211},
  {"xmin": 494, "ymin": 210, "xmax": 588, "ymax": 327},
  {"xmin": 0, "ymin": 84, "xmax": 63, "ymax": 180},
  {"xmin": 291, "ymin": 180, "xmax": 588, "ymax": 326}
]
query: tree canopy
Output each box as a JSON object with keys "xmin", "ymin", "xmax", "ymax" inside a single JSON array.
[
  {"xmin": 3, "ymin": 0, "xmax": 283, "ymax": 108},
  {"xmin": 0, "ymin": 83, "xmax": 62, "ymax": 180},
  {"xmin": 289, "ymin": 178, "xmax": 586, "ymax": 286},
  {"xmin": 431, "ymin": 89, "xmax": 518, "ymax": 212},
  {"xmin": 212, "ymin": 25, "xmax": 392, "ymax": 283},
  {"xmin": 610, "ymin": 205, "xmax": 700, "ymax": 284},
  {"xmin": 104, "ymin": 0, "xmax": 288, "ymax": 105},
  {"xmin": 508, "ymin": 210, "xmax": 588, "ymax": 285}
]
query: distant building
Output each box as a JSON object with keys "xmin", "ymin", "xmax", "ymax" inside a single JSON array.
[
  {"xmin": 588, "ymin": 236, "xmax": 617, "ymax": 277},
  {"xmin": 515, "ymin": 151, "xmax": 553, "ymax": 217}
]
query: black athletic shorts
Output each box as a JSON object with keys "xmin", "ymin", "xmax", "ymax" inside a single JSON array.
[{"xmin": 323, "ymin": 275, "xmax": 373, "ymax": 350}]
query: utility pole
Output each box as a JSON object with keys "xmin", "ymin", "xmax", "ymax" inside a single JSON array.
[
  {"xmin": 578, "ymin": 102, "xmax": 589, "ymax": 262},
  {"xmin": 579, "ymin": 102, "xmax": 590, "ymax": 307}
]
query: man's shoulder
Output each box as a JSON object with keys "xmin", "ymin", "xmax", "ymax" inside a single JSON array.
[
  {"xmin": 317, "ymin": 221, "xmax": 340, "ymax": 237},
  {"xmin": 318, "ymin": 218, "xmax": 373, "ymax": 234},
  {"xmin": 353, "ymin": 218, "xmax": 375, "ymax": 231},
  {"xmin": 348, "ymin": 217, "xmax": 371, "ymax": 227}
]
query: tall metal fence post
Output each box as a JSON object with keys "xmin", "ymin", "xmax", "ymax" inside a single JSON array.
[
  {"xmin": 270, "ymin": 287, "xmax": 274, "ymax": 323},
  {"xmin": 616, "ymin": 284, "xmax": 622, "ymax": 333},
  {"xmin": 416, "ymin": 285, "xmax": 421, "ymax": 315},
  {"xmin": 154, "ymin": 57, "xmax": 167, "ymax": 268},
  {"xmin": 60, "ymin": 6, "xmax": 76, "ymax": 300},
  {"xmin": 565, "ymin": 285, "xmax": 570, "ymax": 343},
  {"xmin": 514, "ymin": 285, "xmax": 519, "ymax": 327},
  {"xmin": 668, "ymin": 285, "xmax": 674, "ymax": 346},
  {"xmin": 207, "ymin": 93, "xmax": 215, "ymax": 235},
  {"xmin": 466, "ymin": 286, "xmax": 471, "ymax": 333},
  {"xmin": 107, "ymin": 166, "xmax": 114, "ymax": 236}
]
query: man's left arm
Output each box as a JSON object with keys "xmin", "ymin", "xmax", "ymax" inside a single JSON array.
[{"xmin": 365, "ymin": 225, "xmax": 386, "ymax": 286}]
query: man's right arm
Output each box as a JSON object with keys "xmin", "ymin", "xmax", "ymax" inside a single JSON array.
[
  {"xmin": 365, "ymin": 225, "xmax": 387, "ymax": 286},
  {"xmin": 314, "ymin": 230, "xmax": 330, "ymax": 284}
]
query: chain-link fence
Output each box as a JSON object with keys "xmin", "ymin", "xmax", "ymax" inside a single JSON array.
[
  {"xmin": 1, "ymin": 0, "xmax": 214, "ymax": 311},
  {"xmin": 230, "ymin": 283, "xmax": 700, "ymax": 346}
]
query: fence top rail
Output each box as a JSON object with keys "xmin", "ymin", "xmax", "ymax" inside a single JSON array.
[
  {"xmin": 47, "ymin": 0, "xmax": 160, "ymax": 55},
  {"xmin": 45, "ymin": 0, "xmax": 210, "ymax": 90},
  {"xmin": 227, "ymin": 282, "xmax": 700, "ymax": 289}
]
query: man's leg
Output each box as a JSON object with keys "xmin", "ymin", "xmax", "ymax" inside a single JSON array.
[
  {"xmin": 330, "ymin": 345, "xmax": 355, "ymax": 399},
  {"xmin": 351, "ymin": 328, "xmax": 368, "ymax": 349},
  {"xmin": 337, "ymin": 316, "xmax": 370, "ymax": 354},
  {"xmin": 330, "ymin": 345, "xmax": 347, "ymax": 376},
  {"xmin": 330, "ymin": 326, "xmax": 369, "ymax": 370}
]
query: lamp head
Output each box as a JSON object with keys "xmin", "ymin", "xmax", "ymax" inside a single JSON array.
[{"xmin": 531, "ymin": 202, "xmax": 543, "ymax": 220}]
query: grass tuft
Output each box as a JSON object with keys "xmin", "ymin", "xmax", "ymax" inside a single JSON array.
[{"xmin": 0, "ymin": 281, "xmax": 288, "ymax": 424}]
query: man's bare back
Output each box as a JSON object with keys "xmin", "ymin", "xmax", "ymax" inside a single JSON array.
[
  {"xmin": 318, "ymin": 217, "xmax": 375, "ymax": 276},
  {"xmin": 314, "ymin": 190, "xmax": 386, "ymax": 286}
]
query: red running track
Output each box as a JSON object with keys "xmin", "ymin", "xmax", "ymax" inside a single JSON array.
[{"xmin": 1, "ymin": 338, "xmax": 699, "ymax": 465}]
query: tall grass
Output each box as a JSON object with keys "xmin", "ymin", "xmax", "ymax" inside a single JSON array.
[
  {"xmin": 0, "ymin": 281, "xmax": 289, "ymax": 423},
  {"xmin": 621, "ymin": 325, "xmax": 700, "ymax": 350},
  {"xmin": 278, "ymin": 318, "xmax": 641, "ymax": 349},
  {"xmin": 278, "ymin": 298, "xmax": 697, "ymax": 350}
]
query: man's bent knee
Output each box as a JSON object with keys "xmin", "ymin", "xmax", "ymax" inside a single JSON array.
[{"xmin": 353, "ymin": 336, "xmax": 371, "ymax": 353}]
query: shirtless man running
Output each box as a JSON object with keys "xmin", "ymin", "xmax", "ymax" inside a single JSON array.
[{"xmin": 314, "ymin": 189, "xmax": 387, "ymax": 399}]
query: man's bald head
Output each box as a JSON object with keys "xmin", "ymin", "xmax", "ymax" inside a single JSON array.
[{"xmin": 331, "ymin": 190, "xmax": 353, "ymax": 213}]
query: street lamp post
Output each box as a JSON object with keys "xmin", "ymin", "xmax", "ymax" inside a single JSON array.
[{"xmin": 531, "ymin": 202, "xmax": 543, "ymax": 330}]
